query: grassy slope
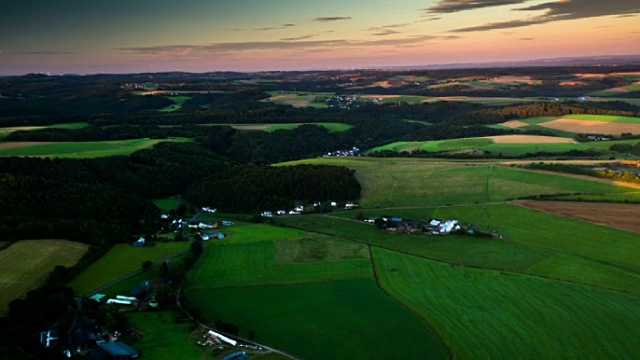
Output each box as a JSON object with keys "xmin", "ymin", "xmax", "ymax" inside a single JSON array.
[
  {"xmin": 282, "ymin": 158, "xmax": 636, "ymax": 208},
  {"xmin": 68, "ymin": 242, "xmax": 190, "ymax": 296},
  {"xmin": 0, "ymin": 240, "xmax": 89, "ymax": 313},
  {"xmin": 153, "ymin": 197, "xmax": 182, "ymax": 212},
  {"xmin": 0, "ymin": 138, "xmax": 192, "ymax": 158},
  {"xmin": 374, "ymin": 248, "xmax": 640, "ymax": 360},
  {"xmin": 563, "ymin": 114, "xmax": 640, "ymax": 123},
  {"xmin": 187, "ymin": 279, "xmax": 449, "ymax": 360}
]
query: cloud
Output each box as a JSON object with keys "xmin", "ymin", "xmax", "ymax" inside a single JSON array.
[
  {"xmin": 520, "ymin": 37, "xmax": 535, "ymax": 40},
  {"xmin": 119, "ymin": 35, "xmax": 443, "ymax": 57},
  {"xmin": 425, "ymin": 0, "xmax": 530, "ymax": 14},
  {"xmin": 283, "ymin": 24, "xmax": 296, "ymax": 27},
  {"xmin": 253, "ymin": 27, "xmax": 279, "ymax": 31},
  {"xmin": 452, "ymin": 0, "xmax": 640, "ymax": 32},
  {"xmin": 314, "ymin": 16, "xmax": 351, "ymax": 22},
  {"xmin": 372, "ymin": 29, "xmax": 401, "ymax": 36},
  {"xmin": 280, "ymin": 34, "xmax": 318, "ymax": 41}
]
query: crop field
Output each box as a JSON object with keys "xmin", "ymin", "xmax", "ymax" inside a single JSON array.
[
  {"xmin": 68, "ymin": 242, "xmax": 189, "ymax": 296},
  {"xmin": 359, "ymin": 94, "xmax": 432, "ymax": 104},
  {"xmin": 0, "ymin": 138, "xmax": 192, "ymax": 158},
  {"xmin": 282, "ymin": 158, "xmax": 637, "ymax": 207},
  {"xmin": 374, "ymin": 248, "xmax": 640, "ymax": 360},
  {"xmin": 159, "ymin": 95, "xmax": 193, "ymax": 112},
  {"xmin": 187, "ymin": 279, "xmax": 449, "ymax": 360},
  {"xmin": 0, "ymin": 240, "xmax": 89, "ymax": 313},
  {"xmin": 202, "ymin": 122, "xmax": 352, "ymax": 133},
  {"xmin": 516, "ymin": 201, "xmax": 640, "ymax": 233},
  {"xmin": 541, "ymin": 119, "xmax": 640, "ymax": 135}
]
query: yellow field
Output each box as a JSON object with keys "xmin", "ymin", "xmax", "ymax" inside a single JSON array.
[
  {"xmin": 487, "ymin": 135, "xmax": 576, "ymax": 144},
  {"xmin": 0, "ymin": 240, "xmax": 89, "ymax": 314}
]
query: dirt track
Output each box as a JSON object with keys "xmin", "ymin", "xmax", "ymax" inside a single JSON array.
[{"xmin": 516, "ymin": 201, "xmax": 640, "ymax": 234}]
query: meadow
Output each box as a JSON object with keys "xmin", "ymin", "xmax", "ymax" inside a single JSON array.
[
  {"xmin": 129, "ymin": 311, "xmax": 204, "ymax": 359},
  {"xmin": 153, "ymin": 197, "xmax": 182, "ymax": 212},
  {"xmin": 0, "ymin": 138, "xmax": 191, "ymax": 158},
  {"xmin": 68, "ymin": 242, "xmax": 190, "ymax": 296},
  {"xmin": 280, "ymin": 157, "xmax": 637, "ymax": 208},
  {"xmin": 374, "ymin": 248, "xmax": 640, "ymax": 360},
  {"xmin": 263, "ymin": 91, "xmax": 331, "ymax": 108},
  {"xmin": 187, "ymin": 279, "xmax": 449, "ymax": 360},
  {"xmin": 0, "ymin": 122, "xmax": 89, "ymax": 138},
  {"xmin": 0, "ymin": 240, "xmax": 89, "ymax": 314}
]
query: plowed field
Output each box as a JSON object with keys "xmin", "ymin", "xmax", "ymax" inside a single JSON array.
[
  {"xmin": 516, "ymin": 201, "xmax": 640, "ymax": 233},
  {"xmin": 540, "ymin": 119, "xmax": 640, "ymax": 135}
]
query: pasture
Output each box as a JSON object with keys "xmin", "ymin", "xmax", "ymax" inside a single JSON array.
[
  {"xmin": 497, "ymin": 114, "xmax": 640, "ymax": 136},
  {"xmin": 68, "ymin": 242, "xmax": 189, "ymax": 296},
  {"xmin": 374, "ymin": 248, "xmax": 640, "ymax": 360},
  {"xmin": 0, "ymin": 138, "xmax": 192, "ymax": 158},
  {"xmin": 281, "ymin": 157, "xmax": 638, "ymax": 208},
  {"xmin": 0, "ymin": 122, "xmax": 89, "ymax": 138},
  {"xmin": 186, "ymin": 279, "xmax": 449, "ymax": 360},
  {"xmin": 0, "ymin": 240, "xmax": 89, "ymax": 314},
  {"xmin": 129, "ymin": 311, "xmax": 203, "ymax": 359},
  {"xmin": 153, "ymin": 197, "xmax": 182, "ymax": 212},
  {"xmin": 159, "ymin": 95, "xmax": 192, "ymax": 112}
]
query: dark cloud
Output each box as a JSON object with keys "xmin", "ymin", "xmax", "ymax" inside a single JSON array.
[
  {"xmin": 280, "ymin": 34, "xmax": 317, "ymax": 41},
  {"xmin": 314, "ymin": 16, "xmax": 351, "ymax": 22},
  {"xmin": 425, "ymin": 0, "xmax": 529, "ymax": 14},
  {"xmin": 253, "ymin": 27, "xmax": 279, "ymax": 31},
  {"xmin": 452, "ymin": 0, "xmax": 640, "ymax": 32},
  {"xmin": 520, "ymin": 37, "xmax": 534, "ymax": 40},
  {"xmin": 283, "ymin": 24, "xmax": 295, "ymax": 27},
  {"xmin": 372, "ymin": 29, "xmax": 401, "ymax": 36}
]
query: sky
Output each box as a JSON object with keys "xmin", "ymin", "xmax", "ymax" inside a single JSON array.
[{"xmin": 0, "ymin": 0, "xmax": 639, "ymax": 74}]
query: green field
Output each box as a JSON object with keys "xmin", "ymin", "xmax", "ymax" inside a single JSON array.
[
  {"xmin": 0, "ymin": 122, "xmax": 90, "ymax": 139},
  {"xmin": 374, "ymin": 248, "xmax": 640, "ymax": 360},
  {"xmin": 371, "ymin": 136, "xmax": 593, "ymax": 157},
  {"xmin": 185, "ymin": 220, "xmax": 449, "ymax": 359},
  {"xmin": 0, "ymin": 240, "xmax": 89, "ymax": 314},
  {"xmin": 68, "ymin": 242, "xmax": 190, "ymax": 296},
  {"xmin": 563, "ymin": 114, "xmax": 640, "ymax": 123},
  {"xmin": 0, "ymin": 138, "xmax": 192, "ymax": 158},
  {"xmin": 187, "ymin": 279, "xmax": 449, "ymax": 360},
  {"xmin": 159, "ymin": 95, "xmax": 193, "ymax": 112},
  {"xmin": 264, "ymin": 91, "xmax": 331, "ymax": 108},
  {"xmin": 280, "ymin": 158, "xmax": 637, "ymax": 208}
]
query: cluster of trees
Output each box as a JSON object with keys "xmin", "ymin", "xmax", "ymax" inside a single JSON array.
[
  {"xmin": 185, "ymin": 165, "xmax": 361, "ymax": 213},
  {"xmin": 476, "ymin": 101, "xmax": 640, "ymax": 121}
]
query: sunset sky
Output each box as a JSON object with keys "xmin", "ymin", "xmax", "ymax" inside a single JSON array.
[{"xmin": 1, "ymin": 0, "xmax": 639, "ymax": 74}]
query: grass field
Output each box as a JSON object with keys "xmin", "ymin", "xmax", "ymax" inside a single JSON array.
[
  {"xmin": 159, "ymin": 96, "xmax": 193, "ymax": 112},
  {"xmin": 371, "ymin": 136, "xmax": 589, "ymax": 157},
  {"xmin": 280, "ymin": 158, "xmax": 637, "ymax": 208},
  {"xmin": 0, "ymin": 138, "xmax": 192, "ymax": 158},
  {"xmin": 0, "ymin": 240, "xmax": 89, "ymax": 314},
  {"xmin": 263, "ymin": 92, "xmax": 331, "ymax": 108},
  {"xmin": 374, "ymin": 248, "xmax": 640, "ymax": 360},
  {"xmin": 187, "ymin": 279, "xmax": 449, "ymax": 360},
  {"xmin": 0, "ymin": 122, "xmax": 89, "ymax": 138},
  {"xmin": 68, "ymin": 242, "xmax": 190, "ymax": 296}
]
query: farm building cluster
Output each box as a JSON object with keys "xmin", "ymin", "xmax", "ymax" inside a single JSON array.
[
  {"xmin": 324, "ymin": 146, "xmax": 361, "ymax": 157},
  {"xmin": 367, "ymin": 216, "xmax": 462, "ymax": 235}
]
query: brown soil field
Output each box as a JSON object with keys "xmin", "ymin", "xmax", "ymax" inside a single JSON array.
[
  {"xmin": 287, "ymin": 100, "xmax": 309, "ymax": 107},
  {"xmin": 559, "ymin": 81, "xmax": 587, "ymax": 86},
  {"xmin": 602, "ymin": 87, "xmax": 630, "ymax": 93},
  {"xmin": 0, "ymin": 142, "xmax": 54, "ymax": 150},
  {"xmin": 488, "ymin": 135, "xmax": 576, "ymax": 144},
  {"xmin": 539, "ymin": 119, "xmax": 640, "ymax": 135},
  {"xmin": 516, "ymin": 201, "xmax": 640, "ymax": 234},
  {"xmin": 499, "ymin": 120, "xmax": 529, "ymax": 128},
  {"xmin": 611, "ymin": 72, "xmax": 640, "ymax": 77},
  {"xmin": 574, "ymin": 73, "xmax": 607, "ymax": 79}
]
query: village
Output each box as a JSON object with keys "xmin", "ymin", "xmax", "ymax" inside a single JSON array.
[{"xmin": 261, "ymin": 200, "xmax": 359, "ymax": 218}]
